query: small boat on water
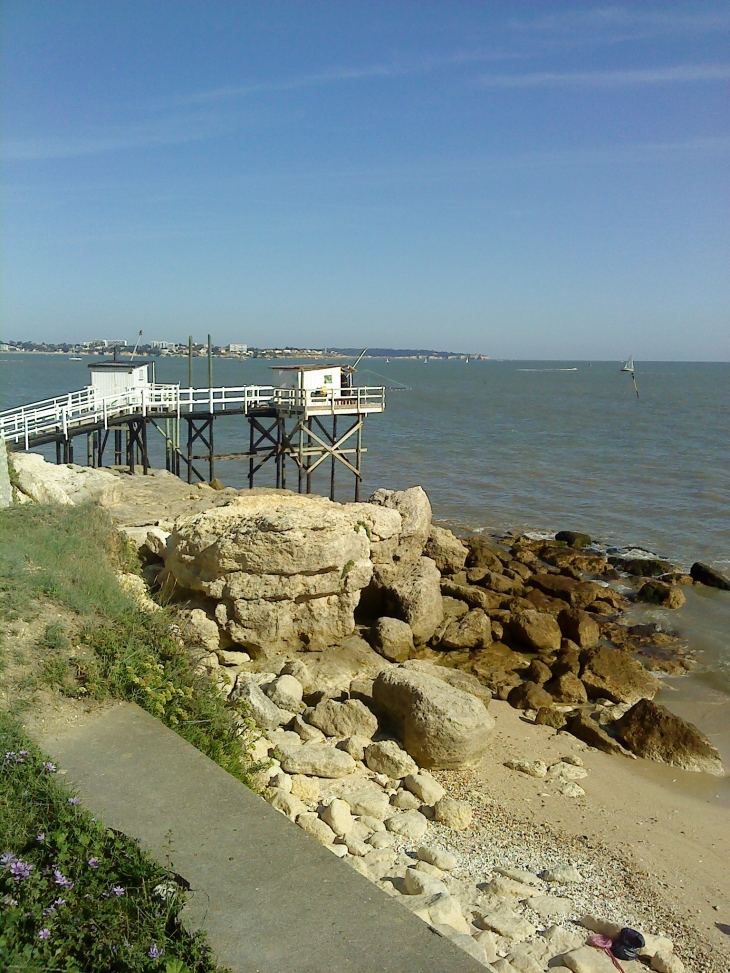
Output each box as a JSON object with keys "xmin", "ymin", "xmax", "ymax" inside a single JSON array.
[
  {"xmin": 69, "ymin": 356, "xmax": 82, "ymax": 361},
  {"xmin": 621, "ymin": 355, "xmax": 635, "ymax": 373}
]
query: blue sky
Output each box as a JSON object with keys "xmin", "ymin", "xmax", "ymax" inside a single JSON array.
[{"xmin": 2, "ymin": 2, "xmax": 728, "ymax": 358}]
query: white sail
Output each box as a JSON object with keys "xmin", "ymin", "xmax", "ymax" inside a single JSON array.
[{"xmin": 621, "ymin": 356, "xmax": 634, "ymax": 373}]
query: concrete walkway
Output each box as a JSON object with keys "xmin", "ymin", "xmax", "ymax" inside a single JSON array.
[{"xmin": 39, "ymin": 703, "xmax": 485, "ymax": 973}]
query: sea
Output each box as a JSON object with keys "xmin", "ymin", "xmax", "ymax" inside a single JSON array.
[{"xmin": 1, "ymin": 353, "xmax": 729, "ymax": 794}]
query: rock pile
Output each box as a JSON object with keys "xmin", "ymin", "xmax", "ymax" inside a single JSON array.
[{"xmin": 243, "ymin": 653, "xmax": 686, "ymax": 970}]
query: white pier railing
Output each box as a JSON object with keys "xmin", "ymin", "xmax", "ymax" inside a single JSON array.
[{"xmin": 0, "ymin": 383, "xmax": 386, "ymax": 448}]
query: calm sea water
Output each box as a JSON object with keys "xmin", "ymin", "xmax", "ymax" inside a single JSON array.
[{"xmin": 2, "ymin": 353, "xmax": 729, "ymax": 771}]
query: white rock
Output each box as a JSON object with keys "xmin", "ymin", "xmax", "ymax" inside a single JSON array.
[
  {"xmin": 506, "ymin": 950, "xmax": 545, "ymax": 973},
  {"xmin": 474, "ymin": 903, "xmax": 536, "ymax": 941},
  {"xmin": 266, "ymin": 729, "xmax": 301, "ymax": 749},
  {"xmin": 266, "ymin": 674, "xmax": 304, "ymax": 710},
  {"xmin": 494, "ymin": 867, "xmax": 543, "ymax": 887},
  {"xmin": 385, "ymin": 810, "xmax": 429, "ymax": 840},
  {"xmin": 562, "ymin": 945, "xmax": 626, "ymax": 973},
  {"xmin": 309, "ymin": 697, "xmax": 378, "ymax": 739},
  {"xmin": 367, "ymin": 831, "xmax": 396, "ymax": 849},
  {"xmin": 554, "ymin": 780, "xmax": 586, "ymax": 798},
  {"xmin": 290, "ymin": 774, "xmax": 320, "ymax": 804},
  {"xmin": 541, "ymin": 923, "xmax": 585, "ymax": 954},
  {"xmin": 427, "ymin": 892, "xmax": 470, "ymax": 933},
  {"xmin": 337, "ymin": 735, "xmax": 371, "ymax": 761},
  {"xmin": 540, "ymin": 864, "xmax": 584, "ymax": 884},
  {"xmin": 639, "ymin": 936, "xmax": 674, "ymax": 960},
  {"xmin": 280, "ymin": 658, "xmax": 313, "ymax": 692},
  {"xmin": 340, "ymin": 785, "xmax": 391, "ymax": 820},
  {"xmin": 417, "ymin": 844, "xmax": 458, "ymax": 871},
  {"xmin": 328, "ymin": 842, "xmax": 348, "ymax": 858},
  {"xmin": 391, "ymin": 789, "xmax": 421, "ymax": 810},
  {"xmin": 250, "ymin": 736, "xmax": 272, "ymax": 764},
  {"xmin": 483, "ymin": 876, "xmax": 540, "ymax": 900},
  {"xmin": 473, "ymin": 928, "xmax": 499, "ymax": 963},
  {"xmin": 359, "ymin": 814, "xmax": 385, "ymax": 833},
  {"xmin": 292, "ymin": 715, "xmax": 326, "ymax": 743},
  {"xmin": 365, "ymin": 740, "xmax": 418, "ymax": 779},
  {"xmin": 431, "ymin": 924, "xmax": 491, "ymax": 966},
  {"xmin": 434, "ymin": 797, "xmax": 472, "ymax": 831},
  {"xmin": 414, "ymin": 860, "xmax": 444, "ymax": 879},
  {"xmin": 548, "ymin": 761, "xmax": 588, "ymax": 781},
  {"xmin": 370, "ymin": 616, "xmax": 415, "ymax": 663},
  {"xmin": 347, "ymin": 857, "xmax": 371, "ymax": 878},
  {"xmin": 349, "ymin": 819, "xmax": 374, "ymax": 841},
  {"xmin": 269, "ymin": 771, "xmax": 292, "ymax": 793},
  {"xmin": 278, "ymin": 743, "xmax": 356, "ymax": 778},
  {"xmin": 265, "ymin": 787, "xmax": 306, "ymax": 820},
  {"xmin": 403, "ymin": 771, "xmax": 446, "ymax": 805},
  {"xmin": 403, "ymin": 867, "xmax": 448, "ymax": 896},
  {"xmin": 526, "ymin": 894, "xmax": 574, "ymax": 917},
  {"xmin": 652, "ymin": 951, "xmax": 684, "ymax": 973},
  {"xmin": 320, "ymin": 798, "xmax": 353, "ymax": 836},
  {"xmin": 233, "ymin": 679, "xmax": 287, "ymax": 730},
  {"xmin": 296, "ymin": 811, "xmax": 336, "ymax": 845},
  {"xmin": 339, "ymin": 834, "xmax": 370, "ymax": 857},
  {"xmin": 578, "ymin": 916, "xmax": 622, "ymax": 939},
  {"xmin": 216, "ymin": 647, "xmax": 251, "ymax": 666},
  {"xmin": 12, "ymin": 452, "xmax": 123, "ymax": 506},
  {"xmin": 504, "ymin": 759, "xmax": 548, "ymax": 779}
]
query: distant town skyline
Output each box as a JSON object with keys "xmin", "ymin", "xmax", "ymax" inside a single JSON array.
[{"xmin": 2, "ymin": 2, "xmax": 729, "ymax": 360}]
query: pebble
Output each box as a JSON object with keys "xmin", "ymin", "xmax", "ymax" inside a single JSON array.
[
  {"xmin": 320, "ymin": 798, "xmax": 353, "ymax": 836},
  {"xmin": 290, "ymin": 774, "xmax": 320, "ymax": 804},
  {"xmin": 391, "ymin": 789, "xmax": 422, "ymax": 810},
  {"xmin": 364, "ymin": 740, "xmax": 418, "ymax": 779},
  {"xmin": 505, "ymin": 758, "xmax": 548, "ymax": 778},
  {"xmin": 296, "ymin": 811, "xmax": 336, "ymax": 845},
  {"xmin": 403, "ymin": 771, "xmax": 446, "ymax": 805},
  {"xmin": 540, "ymin": 864, "xmax": 584, "ymax": 884},
  {"xmin": 417, "ymin": 844, "xmax": 458, "ymax": 871},
  {"xmin": 385, "ymin": 809, "xmax": 429, "ymax": 840},
  {"xmin": 367, "ymin": 831, "xmax": 396, "ymax": 849}
]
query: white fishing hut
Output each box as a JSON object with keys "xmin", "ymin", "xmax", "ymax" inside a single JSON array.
[
  {"xmin": 269, "ymin": 363, "xmax": 348, "ymax": 396},
  {"xmin": 88, "ymin": 360, "xmax": 152, "ymax": 397}
]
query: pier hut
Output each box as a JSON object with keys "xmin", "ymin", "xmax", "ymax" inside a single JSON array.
[{"xmin": 0, "ymin": 358, "xmax": 385, "ymax": 500}]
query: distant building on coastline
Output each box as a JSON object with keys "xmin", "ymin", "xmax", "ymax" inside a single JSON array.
[
  {"xmin": 150, "ymin": 341, "xmax": 178, "ymax": 351},
  {"xmin": 228, "ymin": 343, "xmax": 248, "ymax": 353}
]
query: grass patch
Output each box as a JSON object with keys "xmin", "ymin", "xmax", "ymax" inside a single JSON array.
[
  {"xmin": 0, "ymin": 503, "xmax": 261, "ymax": 789},
  {"xmin": 0, "ymin": 710, "xmax": 228, "ymax": 973}
]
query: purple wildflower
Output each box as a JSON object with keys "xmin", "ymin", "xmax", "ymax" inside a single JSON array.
[
  {"xmin": 36, "ymin": 833, "xmax": 46, "ymax": 843},
  {"xmin": 112, "ymin": 886, "xmax": 125, "ymax": 897},
  {"xmin": 42, "ymin": 762, "xmax": 56, "ymax": 772},
  {"xmin": 19, "ymin": 750, "xmax": 29, "ymax": 757},
  {"xmin": 87, "ymin": 857, "xmax": 99, "ymax": 869},
  {"xmin": 67, "ymin": 797, "xmax": 81, "ymax": 805},
  {"xmin": 148, "ymin": 944, "xmax": 163, "ymax": 959},
  {"xmin": 38, "ymin": 928, "xmax": 51, "ymax": 940},
  {"xmin": 9, "ymin": 861, "xmax": 32, "ymax": 881},
  {"xmin": 1, "ymin": 852, "xmax": 18, "ymax": 868},
  {"xmin": 3, "ymin": 896, "xmax": 18, "ymax": 907},
  {"xmin": 53, "ymin": 869, "xmax": 73, "ymax": 889}
]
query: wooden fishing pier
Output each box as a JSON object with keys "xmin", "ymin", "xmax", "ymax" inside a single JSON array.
[{"xmin": 0, "ymin": 358, "xmax": 386, "ymax": 501}]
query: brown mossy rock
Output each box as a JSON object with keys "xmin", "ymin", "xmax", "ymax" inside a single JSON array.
[
  {"xmin": 544, "ymin": 672, "xmax": 588, "ymax": 704},
  {"xmin": 551, "ymin": 641, "xmax": 581, "ymax": 676},
  {"xmin": 609, "ymin": 555, "xmax": 674, "ymax": 577},
  {"xmin": 637, "ymin": 581, "xmax": 686, "ymax": 609},
  {"xmin": 689, "ymin": 562, "xmax": 730, "ymax": 590},
  {"xmin": 557, "ymin": 608, "xmax": 600, "ymax": 648},
  {"xmin": 535, "ymin": 707, "xmax": 568, "ymax": 729},
  {"xmin": 579, "ymin": 645, "xmax": 660, "ymax": 705},
  {"xmin": 464, "ymin": 537, "xmax": 509, "ymax": 571},
  {"xmin": 614, "ymin": 698, "xmax": 725, "ymax": 776},
  {"xmin": 510, "ymin": 610, "xmax": 562, "ymax": 653},
  {"xmin": 483, "ymin": 669, "xmax": 523, "ymax": 700},
  {"xmin": 526, "ymin": 659, "xmax": 552, "ymax": 685},
  {"xmin": 507, "ymin": 680, "xmax": 553, "ymax": 711},
  {"xmin": 555, "ymin": 530, "xmax": 591, "ymax": 549},
  {"xmin": 566, "ymin": 712, "xmax": 630, "ymax": 756},
  {"xmin": 526, "ymin": 589, "xmax": 567, "ymax": 617},
  {"xmin": 441, "ymin": 581, "xmax": 502, "ymax": 612},
  {"xmin": 479, "ymin": 571, "xmax": 525, "ymax": 597},
  {"xmin": 439, "ymin": 609, "xmax": 492, "ymax": 651}
]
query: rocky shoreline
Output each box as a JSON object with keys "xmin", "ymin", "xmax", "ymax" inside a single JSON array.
[{"xmin": 5, "ymin": 452, "xmax": 730, "ymax": 970}]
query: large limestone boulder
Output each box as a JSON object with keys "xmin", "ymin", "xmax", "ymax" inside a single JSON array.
[
  {"xmin": 579, "ymin": 645, "xmax": 659, "ymax": 705},
  {"xmin": 439, "ymin": 609, "xmax": 492, "ymax": 651},
  {"xmin": 379, "ymin": 557, "xmax": 444, "ymax": 644},
  {"xmin": 423, "ymin": 526, "xmax": 468, "ymax": 575},
  {"xmin": 163, "ymin": 494, "xmax": 401, "ymax": 656},
  {"xmin": 369, "ymin": 486, "xmax": 432, "ymax": 568},
  {"xmin": 369, "ymin": 617, "xmax": 414, "ymax": 662},
  {"xmin": 11, "ymin": 452, "xmax": 122, "ymax": 506},
  {"xmin": 372, "ymin": 663, "xmax": 495, "ymax": 769},
  {"xmin": 614, "ymin": 698, "xmax": 725, "ymax": 776}
]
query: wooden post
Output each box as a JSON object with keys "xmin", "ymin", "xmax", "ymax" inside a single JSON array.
[
  {"xmin": 355, "ymin": 420, "xmax": 362, "ymax": 501},
  {"xmin": 306, "ymin": 418, "xmax": 312, "ymax": 495},
  {"xmin": 114, "ymin": 428, "xmax": 122, "ymax": 466},
  {"xmin": 297, "ymin": 420, "xmax": 304, "ymax": 493},
  {"xmin": 208, "ymin": 417, "xmax": 215, "ymax": 483},
  {"xmin": 141, "ymin": 419, "xmax": 149, "ymax": 474},
  {"xmin": 248, "ymin": 418, "xmax": 255, "ymax": 489},
  {"xmin": 56, "ymin": 440, "xmax": 62, "ymax": 464},
  {"xmin": 188, "ymin": 336, "xmax": 193, "ymax": 389},
  {"xmin": 207, "ymin": 334, "xmax": 213, "ymax": 392},
  {"xmin": 187, "ymin": 418, "xmax": 193, "ymax": 484},
  {"xmin": 330, "ymin": 414, "xmax": 337, "ymax": 501},
  {"xmin": 87, "ymin": 433, "xmax": 93, "ymax": 467},
  {"xmin": 280, "ymin": 418, "xmax": 286, "ymax": 491}
]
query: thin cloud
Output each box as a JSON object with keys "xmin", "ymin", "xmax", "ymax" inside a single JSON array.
[
  {"xmin": 477, "ymin": 63, "xmax": 730, "ymax": 89},
  {"xmin": 511, "ymin": 6, "xmax": 730, "ymax": 34}
]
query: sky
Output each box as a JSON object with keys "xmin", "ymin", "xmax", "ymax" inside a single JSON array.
[{"xmin": 1, "ymin": 2, "xmax": 729, "ymax": 359}]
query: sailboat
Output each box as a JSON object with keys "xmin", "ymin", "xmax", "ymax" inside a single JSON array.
[{"xmin": 621, "ymin": 356, "xmax": 640, "ymax": 397}]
